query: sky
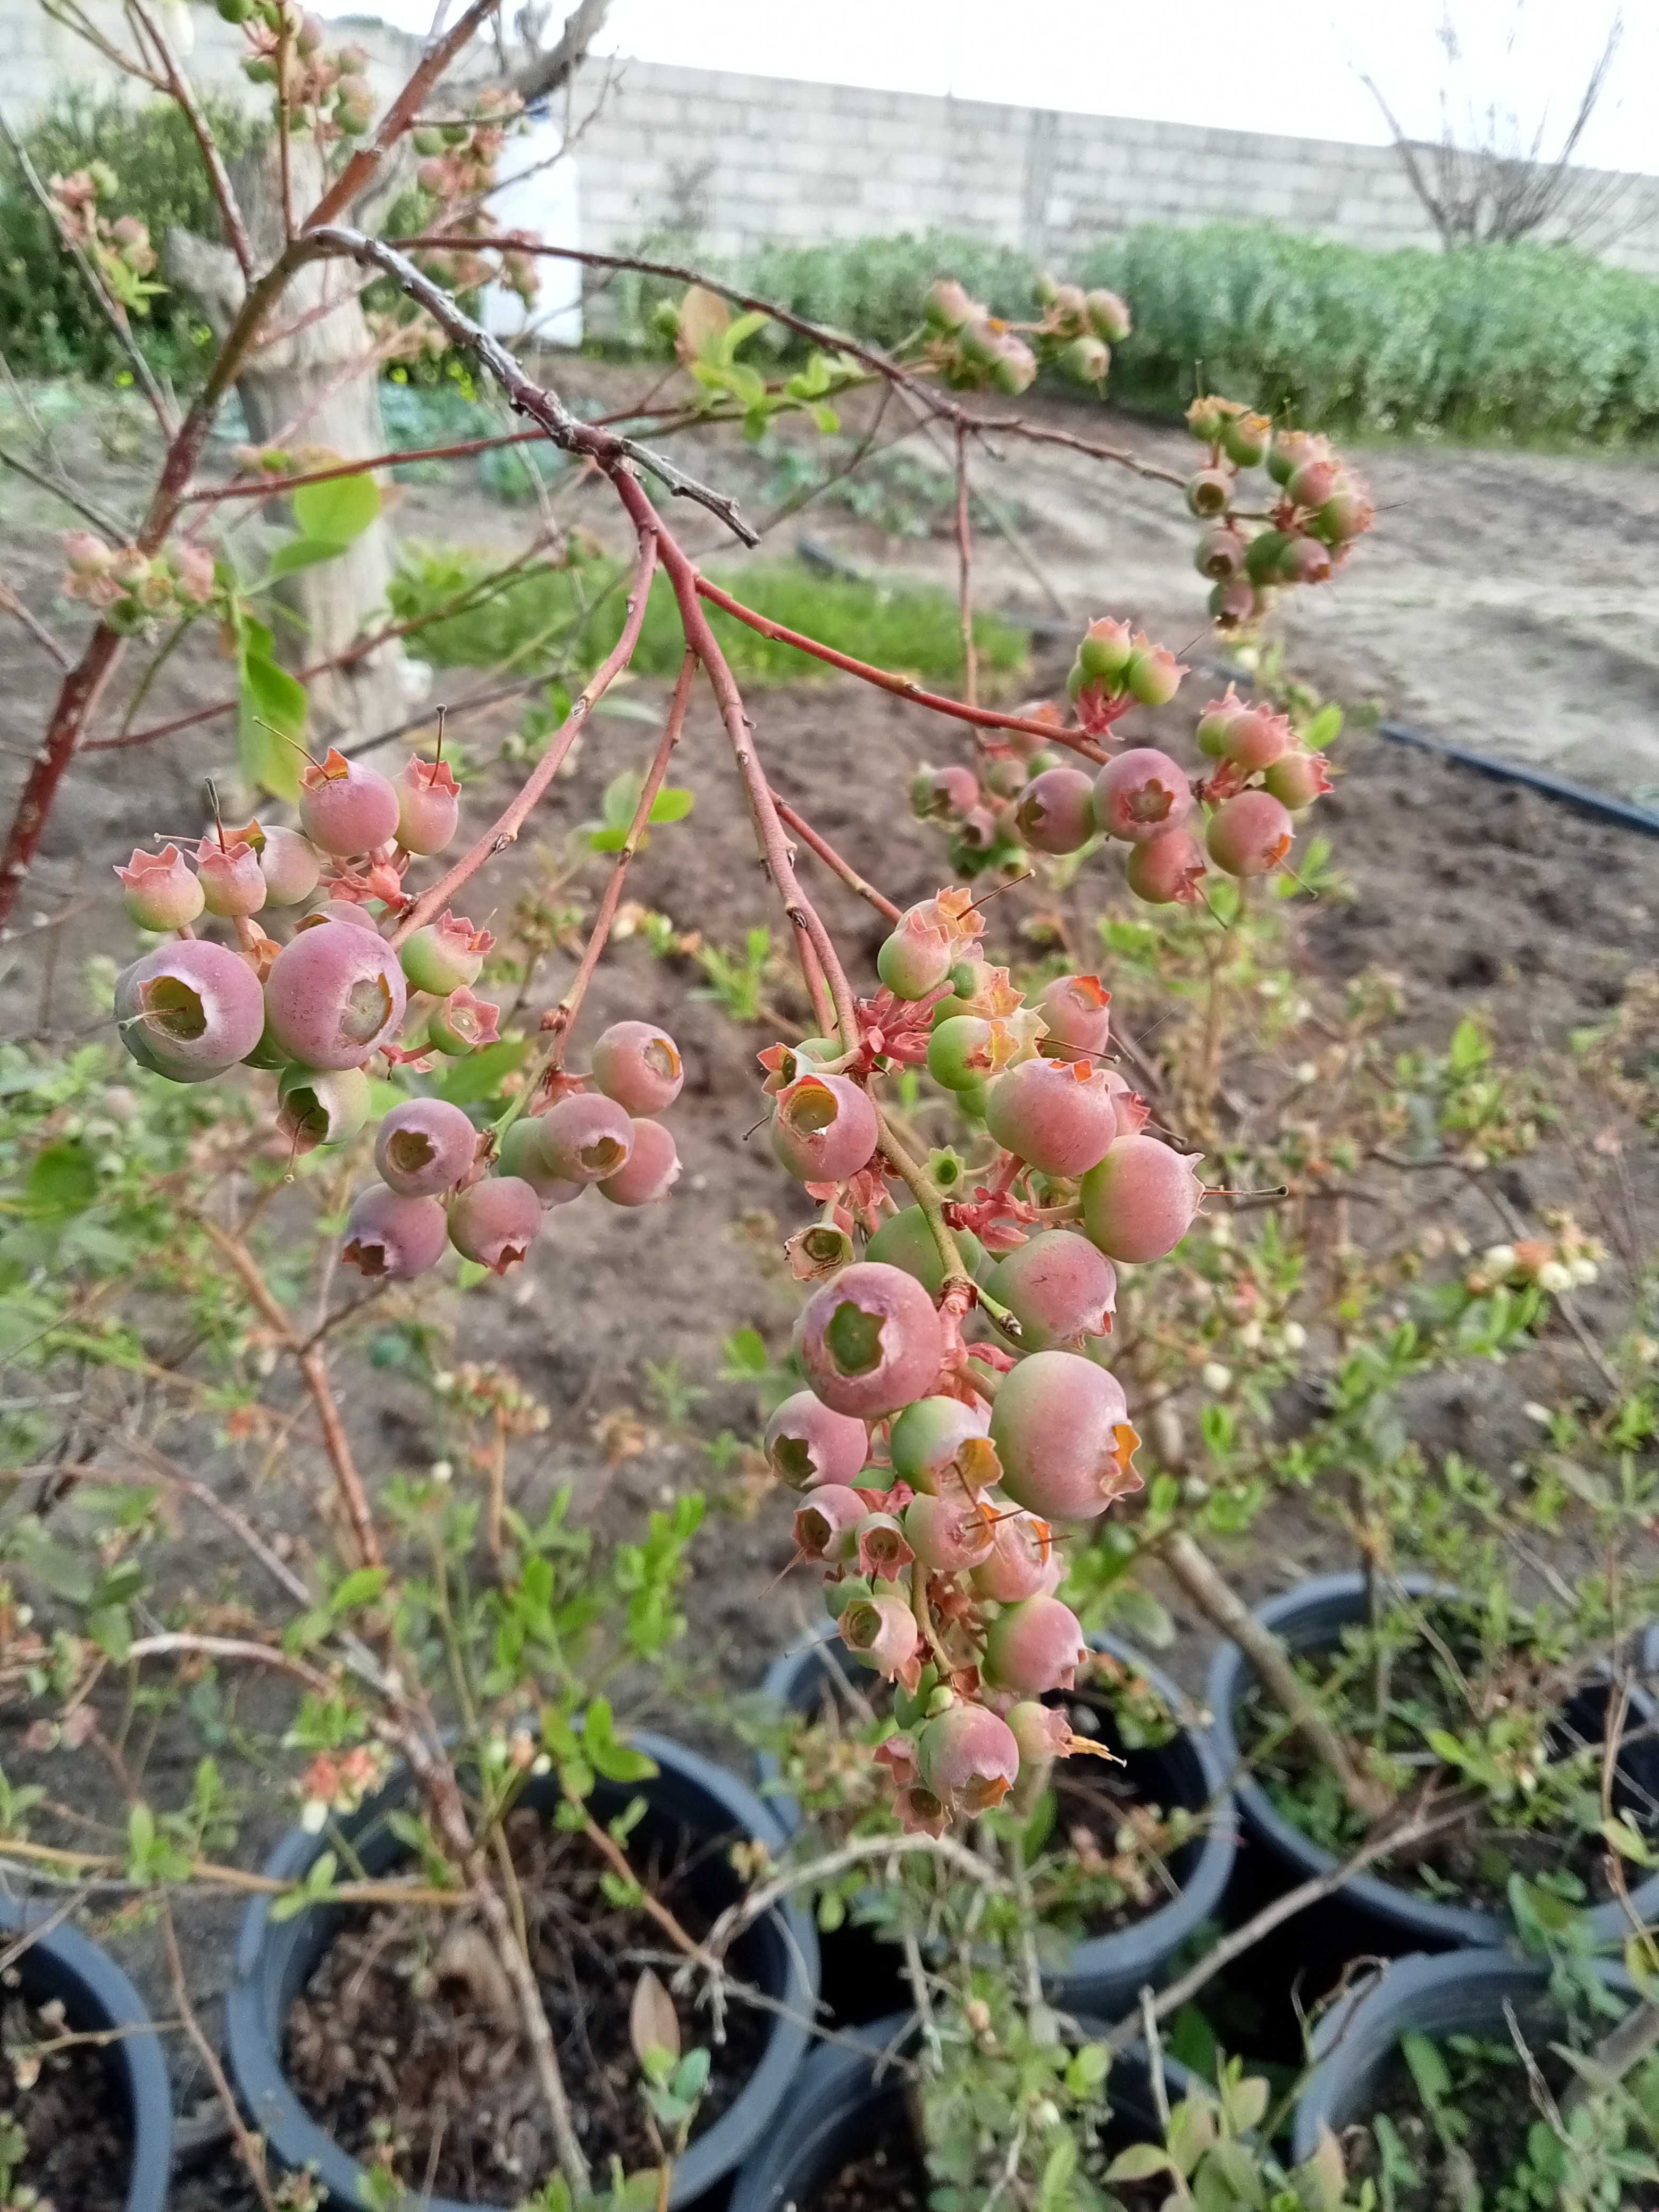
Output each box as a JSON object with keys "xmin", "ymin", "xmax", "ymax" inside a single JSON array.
[{"xmin": 349, "ymin": 0, "xmax": 1658, "ymax": 177}]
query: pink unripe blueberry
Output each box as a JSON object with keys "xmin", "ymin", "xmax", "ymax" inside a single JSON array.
[
  {"xmin": 1209, "ymin": 578, "xmax": 1262, "ymax": 627},
  {"xmin": 257, "ymin": 826, "xmax": 322, "ymax": 908},
  {"xmin": 1037, "ymin": 974, "xmax": 1111, "ymax": 1057},
  {"xmin": 197, "ymin": 837, "xmax": 267, "ymax": 919},
  {"xmin": 877, "ymin": 910, "xmax": 953, "ymax": 1001},
  {"xmin": 889, "ymin": 1393, "xmax": 990, "ymax": 1492},
  {"xmin": 1313, "ymin": 480, "xmax": 1373, "ymax": 544},
  {"xmin": 1195, "ymin": 526, "xmax": 1246, "ymax": 580},
  {"xmin": 591, "ymin": 1020, "xmax": 683, "ymax": 1115},
  {"xmin": 599, "ymin": 1118, "xmax": 681, "ymax": 1206},
  {"xmin": 537, "ymin": 1091, "xmax": 634, "ymax": 1184},
  {"xmin": 912, "ymin": 763, "xmax": 981, "ymax": 820},
  {"xmin": 764, "ymin": 1390, "xmax": 869, "ymax": 1490},
  {"xmin": 115, "ymin": 940, "xmax": 265, "ymax": 1080},
  {"xmin": 447, "ymin": 1175, "xmax": 542, "ymax": 1273},
  {"xmin": 1286, "ymin": 456, "xmax": 1340, "ymax": 510},
  {"xmin": 1195, "ymin": 696, "xmax": 1246, "ymax": 758},
  {"xmin": 374, "ymin": 1096, "xmax": 477, "ymax": 1197},
  {"xmin": 917, "ymin": 1704, "xmax": 1019, "ymax": 1814},
  {"xmin": 1075, "ymin": 616, "xmax": 1134, "ymax": 689},
  {"xmin": 984, "ymin": 1055, "xmax": 1119, "ymax": 1178},
  {"xmin": 1124, "ymin": 641, "xmax": 1185, "ymax": 707},
  {"xmin": 797, "ymin": 1261, "xmax": 945, "ymax": 1418},
  {"xmin": 263, "ymin": 923, "xmax": 407, "ymax": 1071},
  {"xmin": 1268, "ymin": 427, "xmax": 1326, "ymax": 488},
  {"xmin": 1263, "ymin": 748, "xmax": 1333, "ymax": 811},
  {"xmin": 395, "ymin": 757, "xmax": 460, "ymax": 856},
  {"xmin": 399, "ymin": 912, "xmax": 491, "ymax": 996},
  {"xmin": 984, "ymin": 1594, "xmax": 1088, "ymax": 1694},
  {"xmin": 277, "ymin": 1064, "xmax": 371, "ymax": 1151},
  {"xmin": 770, "ymin": 1073, "xmax": 878, "ymax": 1184},
  {"xmin": 1093, "ymin": 749, "xmax": 1194, "ymax": 845},
  {"xmin": 498, "ymin": 1116, "xmax": 584, "ymax": 1205},
  {"xmin": 903, "ymin": 1489, "xmax": 994, "ymax": 1573},
  {"xmin": 1085, "ymin": 288, "xmax": 1131, "ymax": 343},
  {"xmin": 299, "ymin": 900, "xmax": 381, "ymax": 935},
  {"xmin": 991, "ymin": 1350, "xmax": 1138, "ymax": 1520},
  {"xmin": 1125, "ymin": 828, "xmax": 1207, "ymax": 907},
  {"xmin": 970, "ymin": 1508, "xmax": 1059, "ymax": 1603},
  {"xmin": 297, "ymin": 748, "xmax": 400, "ymax": 856},
  {"xmin": 1080, "ymin": 1134, "xmax": 1205, "ymax": 1263},
  {"xmin": 1016, "ymin": 767, "xmax": 1095, "ymax": 855},
  {"xmin": 1221, "ymin": 709, "xmax": 1292, "ymax": 774},
  {"xmin": 341, "ymin": 1185, "xmax": 448, "ymax": 1279},
  {"xmin": 853, "ymin": 1510, "xmax": 914, "ymax": 1579},
  {"xmin": 1280, "ymin": 535, "xmax": 1334, "ymax": 584},
  {"xmin": 1007, "ymin": 1699, "xmax": 1073, "ymax": 1764},
  {"xmin": 1185, "ymin": 468, "xmax": 1231, "ymax": 518},
  {"xmin": 114, "ymin": 844, "xmax": 203, "ymax": 932},
  {"xmin": 838, "ymin": 1586, "xmax": 920, "ymax": 1680},
  {"xmin": 792, "ymin": 1483, "xmax": 866, "ymax": 1560},
  {"xmin": 1206, "ymin": 790, "xmax": 1295, "ymax": 878},
  {"xmin": 925, "ymin": 276, "xmax": 976, "ymax": 332},
  {"xmin": 986, "ymin": 1230, "xmax": 1116, "ymax": 1352}
]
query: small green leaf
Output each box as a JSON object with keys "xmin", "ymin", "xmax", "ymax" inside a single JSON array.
[
  {"xmin": 810, "ymin": 403, "xmax": 840, "ymax": 435},
  {"xmin": 294, "ymin": 472, "xmax": 380, "ymax": 546},
  {"xmin": 1303, "ymin": 702, "xmax": 1343, "ymax": 750},
  {"xmin": 431, "ymin": 1038, "xmax": 530, "ymax": 1106},
  {"xmin": 583, "ymin": 1697, "xmax": 658, "ymax": 1784},
  {"xmin": 266, "ymin": 535, "xmax": 344, "ymax": 580},
  {"xmin": 23, "ymin": 1139, "xmax": 98, "ymax": 1219},
  {"xmin": 1105, "ymin": 2143, "xmax": 1174, "ymax": 2182},
  {"xmin": 1402, "ymin": 2027, "xmax": 1452, "ymax": 2107},
  {"xmin": 330, "ymin": 1566, "xmax": 390, "ymax": 1615},
  {"xmin": 239, "ymin": 652, "xmax": 307, "ymax": 801},
  {"xmin": 648, "ymin": 787, "xmax": 693, "ymax": 825}
]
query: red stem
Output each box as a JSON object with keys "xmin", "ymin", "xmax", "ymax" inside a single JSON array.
[
  {"xmin": 774, "ymin": 798, "xmax": 901, "ymax": 922},
  {"xmin": 390, "ymin": 525, "xmax": 660, "ymax": 945}
]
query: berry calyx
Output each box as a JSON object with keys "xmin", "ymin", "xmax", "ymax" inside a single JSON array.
[
  {"xmin": 197, "ymin": 836, "xmax": 267, "ymax": 919},
  {"xmin": 1093, "ymin": 749, "xmax": 1195, "ymax": 845},
  {"xmin": 770, "ymin": 1072, "xmax": 878, "ymax": 1185},
  {"xmin": 763, "ymin": 1390, "xmax": 869, "ymax": 1490}
]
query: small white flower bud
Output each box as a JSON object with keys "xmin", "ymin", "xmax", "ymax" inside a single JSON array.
[
  {"xmin": 1281, "ymin": 1320, "xmax": 1308, "ymax": 1352},
  {"xmin": 1201, "ymin": 1361, "xmax": 1233, "ymax": 1394},
  {"xmin": 299, "ymin": 1798, "xmax": 328, "ymax": 1834},
  {"xmin": 1537, "ymin": 1261, "xmax": 1572, "ymax": 1294}
]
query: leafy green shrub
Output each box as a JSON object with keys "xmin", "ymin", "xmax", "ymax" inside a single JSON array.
[
  {"xmin": 0, "ymin": 91, "xmax": 265, "ymax": 382},
  {"xmin": 724, "ymin": 224, "xmax": 1659, "ymax": 445},
  {"xmin": 389, "ymin": 546, "xmax": 1030, "ymax": 688}
]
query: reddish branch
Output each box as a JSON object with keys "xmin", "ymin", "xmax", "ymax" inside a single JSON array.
[
  {"xmin": 390, "ymin": 526, "xmax": 661, "ymax": 943},
  {"xmin": 774, "ymin": 798, "xmax": 901, "ymax": 922}
]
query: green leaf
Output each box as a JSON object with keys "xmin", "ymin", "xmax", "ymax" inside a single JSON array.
[
  {"xmin": 1105, "ymin": 2144, "xmax": 1174, "ymax": 2182},
  {"xmin": 294, "ymin": 472, "xmax": 380, "ymax": 546},
  {"xmin": 331, "ymin": 1566, "xmax": 390, "ymax": 1616},
  {"xmin": 648, "ymin": 787, "xmax": 693, "ymax": 825},
  {"xmin": 583, "ymin": 1697, "xmax": 658, "ymax": 1784},
  {"xmin": 1303, "ymin": 702, "xmax": 1343, "ymax": 750},
  {"xmin": 431, "ymin": 1038, "xmax": 530, "ymax": 1105},
  {"xmin": 239, "ymin": 651, "xmax": 307, "ymax": 801},
  {"xmin": 810, "ymin": 403, "xmax": 841, "ymax": 435},
  {"xmin": 1601, "ymin": 1816, "xmax": 1657, "ymax": 1866},
  {"xmin": 23, "ymin": 1139, "xmax": 98, "ymax": 1219},
  {"xmin": 1401, "ymin": 2028, "xmax": 1452, "ymax": 2107},
  {"xmin": 586, "ymin": 826, "xmax": 628, "ymax": 853},
  {"xmin": 266, "ymin": 535, "xmax": 344, "ymax": 580}
]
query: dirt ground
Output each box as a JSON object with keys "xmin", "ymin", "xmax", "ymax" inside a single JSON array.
[{"xmin": 1, "ymin": 361, "xmax": 1657, "ymax": 2203}]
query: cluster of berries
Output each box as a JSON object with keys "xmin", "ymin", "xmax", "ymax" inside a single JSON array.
[
  {"xmin": 921, "ymin": 270, "xmax": 1132, "ymax": 398},
  {"xmin": 111, "ymin": 741, "xmax": 685, "ymax": 1288},
  {"xmin": 216, "ymin": 0, "xmax": 375, "ymax": 139},
  {"xmin": 1183, "ymin": 401, "xmax": 1374, "ymax": 629},
  {"xmin": 408, "ymin": 94, "xmax": 539, "ymax": 308},
  {"xmin": 47, "ymin": 166, "xmax": 158, "ymax": 317},
  {"xmin": 61, "ymin": 533, "xmax": 216, "ymax": 631},
  {"xmin": 759, "ymin": 892, "xmax": 1206, "ymax": 1834},
  {"xmin": 913, "ymin": 616, "xmax": 1333, "ymax": 910}
]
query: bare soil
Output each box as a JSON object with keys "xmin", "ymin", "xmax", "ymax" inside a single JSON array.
[
  {"xmin": 0, "ymin": 1979, "xmax": 131, "ymax": 2212},
  {"xmin": 1, "ymin": 364, "xmax": 1656, "ymax": 2205}
]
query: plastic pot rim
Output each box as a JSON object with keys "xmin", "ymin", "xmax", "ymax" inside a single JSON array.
[
  {"xmin": 0, "ymin": 1892, "xmax": 174, "ymax": 2212},
  {"xmin": 1205, "ymin": 1570, "xmax": 1659, "ymax": 1949},
  {"xmin": 222, "ymin": 1730, "xmax": 819, "ymax": 2209}
]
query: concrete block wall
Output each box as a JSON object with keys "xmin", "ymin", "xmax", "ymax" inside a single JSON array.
[{"xmin": 565, "ymin": 55, "xmax": 1659, "ymax": 281}]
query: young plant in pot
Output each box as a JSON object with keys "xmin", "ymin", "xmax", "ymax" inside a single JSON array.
[{"xmin": 746, "ymin": 1620, "xmax": 1235, "ymax": 2020}]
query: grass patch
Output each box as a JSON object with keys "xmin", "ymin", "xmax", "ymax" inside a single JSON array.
[{"xmin": 388, "ymin": 549, "xmax": 1030, "ymax": 688}]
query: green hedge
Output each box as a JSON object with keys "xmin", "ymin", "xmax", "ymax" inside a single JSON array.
[
  {"xmin": 0, "ymin": 91, "xmax": 265, "ymax": 382},
  {"xmin": 741, "ymin": 224, "xmax": 1659, "ymax": 445}
]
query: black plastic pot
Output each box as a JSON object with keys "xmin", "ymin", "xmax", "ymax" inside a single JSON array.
[
  {"xmin": 730, "ymin": 2009, "xmax": 1196, "ymax": 2212},
  {"xmin": 0, "ymin": 1895, "xmax": 173, "ymax": 2212},
  {"xmin": 1206, "ymin": 1572, "xmax": 1659, "ymax": 1951},
  {"xmin": 757, "ymin": 1624, "xmax": 1237, "ymax": 2017},
  {"xmin": 223, "ymin": 1733, "xmax": 820, "ymax": 2209},
  {"xmin": 1291, "ymin": 1948, "xmax": 1640, "ymax": 2161}
]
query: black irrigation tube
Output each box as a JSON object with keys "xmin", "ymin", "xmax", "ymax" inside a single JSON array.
[{"xmin": 1374, "ymin": 717, "xmax": 1659, "ymax": 840}]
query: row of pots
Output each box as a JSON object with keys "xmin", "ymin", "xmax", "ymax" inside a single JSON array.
[{"xmin": 18, "ymin": 1571, "xmax": 1659, "ymax": 2209}]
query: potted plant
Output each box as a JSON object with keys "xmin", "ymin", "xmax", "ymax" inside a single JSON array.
[
  {"xmin": 752, "ymin": 1622, "xmax": 1235, "ymax": 2016},
  {"xmin": 0, "ymin": 1895, "xmax": 173, "ymax": 2212},
  {"xmin": 225, "ymin": 1738, "xmax": 817, "ymax": 2210},
  {"xmin": 1293, "ymin": 1945, "xmax": 1659, "ymax": 2203}
]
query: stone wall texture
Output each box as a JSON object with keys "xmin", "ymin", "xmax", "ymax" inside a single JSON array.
[{"xmin": 8, "ymin": 17, "xmax": 1656, "ymax": 278}]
